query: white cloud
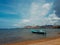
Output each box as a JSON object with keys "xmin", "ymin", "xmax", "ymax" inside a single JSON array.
[
  {"xmin": 30, "ymin": 2, "xmax": 53, "ymax": 18},
  {"xmin": 28, "ymin": 2, "xmax": 53, "ymax": 25},
  {"xmin": 22, "ymin": 19, "xmax": 30, "ymax": 23},
  {"xmin": 42, "ymin": 3, "xmax": 53, "ymax": 10},
  {"xmin": 19, "ymin": 10, "xmax": 60, "ymax": 26},
  {"xmin": 30, "ymin": 2, "xmax": 40, "ymax": 15},
  {"xmin": 48, "ymin": 11, "xmax": 60, "ymax": 25},
  {"xmin": 14, "ymin": 2, "xmax": 59, "ymax": 27},
  {"xmin": 48, "ymin": 11, "xmax": 60, "ymax": 20}
]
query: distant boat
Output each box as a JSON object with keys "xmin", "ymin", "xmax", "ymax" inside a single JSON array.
[{"xmin": 31, "ymin": 30, "xmax": 46, "ymax": 34}]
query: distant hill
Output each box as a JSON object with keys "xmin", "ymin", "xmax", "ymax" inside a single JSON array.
[{"xmin": 24, "ymin": 25, "xmax": 60, "ymax": 29}]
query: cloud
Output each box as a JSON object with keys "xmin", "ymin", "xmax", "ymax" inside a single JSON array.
[
  {"xmin": 30, "ymin": 2, "xmax": 53, "ymax": 18},
  {"xmin": 54, "ymin": 0, "xmax": 60, "ymax": 17},
  {"xmin": 42, "ymin": 3, "xmax": 53, "ymax": 10},
  {"xmin": 48, "ymin": 10, "xmax": 60, "ymax": 25},
  {"xmin": 48, "ymin": 11, "xmax": 60, "ymax": 20},
  {"xmin": 28, "ymin": 2, "xmax": 53, "ymax": 25},
  {"xmin": 22, "ymin": 19, "xmax": 30, "ymax": 23},
  {"xmin": 3, "ymin": 0, "xmax": 60, "ymax": 28},
  {"xmin": 14, "ymin": 2, "xmax": 54, "ymax": 27}
]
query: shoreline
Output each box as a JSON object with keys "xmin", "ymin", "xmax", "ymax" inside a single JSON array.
[{"xmin": 1, "ymin": 36, "xmax": 60, "ymax": 45}]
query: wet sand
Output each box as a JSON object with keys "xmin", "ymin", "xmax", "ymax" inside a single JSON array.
[{"xmin": 1, "ymin": 36, "xmax": 60, "ymax": 45}]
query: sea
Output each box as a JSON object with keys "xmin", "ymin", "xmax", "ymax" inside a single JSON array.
[{"xmin": 0, "ymin": 28, "xmax": 60, "ymax": 44}]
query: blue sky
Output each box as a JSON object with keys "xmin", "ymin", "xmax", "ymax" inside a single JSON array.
[{"xmin": 0, "ymin": 0, "xmax": 60, "ymax": 28}]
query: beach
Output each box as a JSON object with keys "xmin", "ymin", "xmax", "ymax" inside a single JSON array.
[{"xmin": 1, "ymin": 36, "xmax": 60, "ymax": 45}]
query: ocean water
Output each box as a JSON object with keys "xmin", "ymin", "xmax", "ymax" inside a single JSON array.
[{"xmin": 0, "ymin": 29, "xmax": 60, "ymax": 44}]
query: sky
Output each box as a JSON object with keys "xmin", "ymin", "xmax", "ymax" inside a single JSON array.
[{"xmin": 0, "ymin": 0, "xmax": 60, "ymax": 28}]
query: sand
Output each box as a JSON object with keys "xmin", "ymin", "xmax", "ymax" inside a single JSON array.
[{"xmin": 1, "ymin": 36, "xmax": 60, "ymax": 45}]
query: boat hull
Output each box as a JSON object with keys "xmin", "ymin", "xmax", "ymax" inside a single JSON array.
[{"xmin": 32, "ymin": 31, "xmax": 46, "ymax": 34}]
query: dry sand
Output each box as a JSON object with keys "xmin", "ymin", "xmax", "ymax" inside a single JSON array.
[{"xmin": 1, "ymin": 36, "xmax": 60, "ymax": 45}]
